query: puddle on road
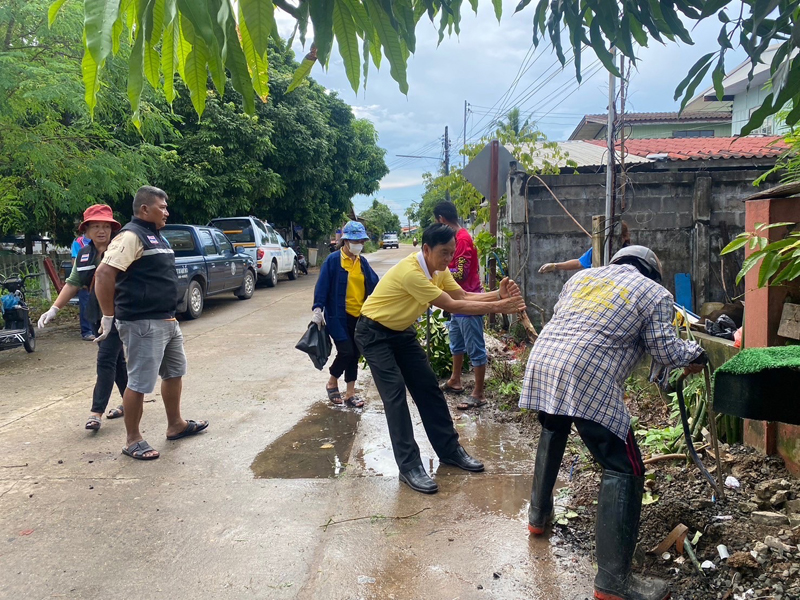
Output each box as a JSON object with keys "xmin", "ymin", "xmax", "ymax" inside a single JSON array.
[{"xmin": 250, "ymin": 403, "xmax": 361, "ymax": 478}]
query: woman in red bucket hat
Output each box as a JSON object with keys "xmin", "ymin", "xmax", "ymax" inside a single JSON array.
[{"xmin": 38, "ymin": 204, "xmax": 128, "ymax": 431}]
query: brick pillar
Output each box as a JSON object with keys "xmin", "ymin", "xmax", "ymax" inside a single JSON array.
[{"xmin": 742, "ymin": 197, "xmax": 799, "ymax": 459}]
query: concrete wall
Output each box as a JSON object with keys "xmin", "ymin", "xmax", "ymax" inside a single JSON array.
[{"xmin": 507, "ymin": 167, "xmax": 774, "ymax": 320}]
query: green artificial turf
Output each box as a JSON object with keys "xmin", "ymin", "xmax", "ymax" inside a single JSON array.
[{"xmin": 715, "ymin": 346, "xmax": 800, "ymax": 376}]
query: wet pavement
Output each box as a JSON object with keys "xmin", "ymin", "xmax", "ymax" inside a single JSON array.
[{"xmin": 0, "ymin": 246, "xmax": 593, "ymax": 599}]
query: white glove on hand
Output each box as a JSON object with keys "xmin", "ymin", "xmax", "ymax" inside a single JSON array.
[
  {"xmin": 37, "ymin": 305, "xmax": 59, "ymax": 328},
  {"xmin": 94, "ymin": 315, "xmax": 114, "ymax": 343},
  {"xmin": 311, "ymin": 308, "xmax": 325, "ymax": 329}
]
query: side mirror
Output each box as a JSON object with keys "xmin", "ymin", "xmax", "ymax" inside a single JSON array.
[{"xmin": 281, "ymin": 242, "xmax": 288, "ymax": 248}]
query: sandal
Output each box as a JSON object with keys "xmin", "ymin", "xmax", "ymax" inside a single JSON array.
[
  {"xmin": 107, "ymin": 405, "xmax": 124, "ymax": 419},
  {"xmin": 457, "ymin": 397, "xmax": 488, "ymax": 410},
  {"xmin": 326, "ymin": 386, "xmax": 343, "ymax": 405},
  {"xmin": 345, "ymin": 395, "xmax": 365, "ymax": 408},
  {"xmin": 166, "ymin": 419, "xmax": 209, "ymax": 441},
  {"xmin": 122, "ymin": 440, "xmax": 159, "ymax": 460},
  {"xmin": 85, "ymin": 416, "xmax": 101, "ymax": 430},
  {"xmin": 441, "ymin": 383, "xmax": 465, "ymax": 395}
]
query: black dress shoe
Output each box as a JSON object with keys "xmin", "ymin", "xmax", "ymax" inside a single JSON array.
[
  {"xmin": 399, "ymin": 465, "xmax": 438, "ymax": 494},
  {"xmin": 439, "ymin": 446, "xmax": 484, "ymax": 472}
]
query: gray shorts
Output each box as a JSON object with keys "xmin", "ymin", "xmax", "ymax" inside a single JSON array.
[{"xmin": 116, "ymin": 319, "xmax": 187, "ymax": 394}]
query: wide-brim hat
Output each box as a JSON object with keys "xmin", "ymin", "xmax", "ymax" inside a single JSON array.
[
  {"xmin": 79, "ymin": 204, "xmax": 121, "ymax": 232},
  {"xmin": 341, "ymin": 220, "xmax": 369, "ymax": 241}
]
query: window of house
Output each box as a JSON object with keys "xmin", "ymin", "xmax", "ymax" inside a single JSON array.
[
  {"xmin": 673, "ymin": 130, "xmax": 715, "ymax": 138},
  {"xmin": 748, "ymin": 107, "xmax": 773, "ymax": 135}
]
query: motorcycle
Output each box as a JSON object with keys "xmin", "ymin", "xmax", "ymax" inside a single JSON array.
[
  {"xmin": 0, "ymin": 273, "xmax": 39, "ymax": 354},
  {"xmin": 296, "ymin": 252, "xmax": 309, "ymax": 275}
]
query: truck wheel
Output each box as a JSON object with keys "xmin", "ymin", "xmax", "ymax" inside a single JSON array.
[
  {"xmin": 237, "ymin": 270, "xmax": 255, "ymax": 300},
  {"xmin": 288, "ymin": 260, "xmax": 298, "ymax": 280},
  {"xmin": 265, "ymin": 261, "xmax": 278, "ymax": 288},
  {"xmin": 23, "ymin": 322, "xmax": 35, "ymax": 353},
  {"xmin": 185, "ymin": 280, "xmax": 204, "ymax": 319}
]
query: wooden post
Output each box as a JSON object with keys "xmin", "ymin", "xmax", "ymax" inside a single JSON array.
[
  {"xmin": 488, "ymin": 140, "xmax": 499, "ymax": 325},
  {"xmin": 591, "ymin": 215, "xmax": 605, "ymax": 268}
]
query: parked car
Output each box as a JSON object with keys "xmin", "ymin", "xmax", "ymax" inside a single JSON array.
[
  {"xmin": 161, "ymin": 224, "xmax": 257, "ymax": 320},
  {"xmin": 381, "ymin": 233, "xmax": 399, "ymax": 249},
  {"xmin": 208, "ymin": 216, "xmax": 298, "ymax": 287}
]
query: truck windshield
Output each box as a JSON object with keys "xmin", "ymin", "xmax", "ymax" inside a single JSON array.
[
  {"xmin": 161, "ymin": 229, "xmax": 197, "ymax": 257},
  {"xmin": 209, "ymin": 218, "xmax": 254, "ymax": 243}
]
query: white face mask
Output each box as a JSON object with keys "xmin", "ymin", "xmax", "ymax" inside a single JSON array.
[{"xmin": 348, "ymin": 243, "xmax": 364, "ymax": 256}]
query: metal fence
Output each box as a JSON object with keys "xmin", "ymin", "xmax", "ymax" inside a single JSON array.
[{"xmin": 0, "ymin": 253, "xmax": 71, "ymax": 302}]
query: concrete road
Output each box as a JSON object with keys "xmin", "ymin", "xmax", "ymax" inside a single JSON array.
[{"xmin": 0, "ymin": 246, "xmax": 592, "ymax": 599}]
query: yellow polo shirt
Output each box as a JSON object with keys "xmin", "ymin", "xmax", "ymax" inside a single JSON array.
[
  {"xmin": 341, "ymin": 251, "xmax": 365, "ymax": 317},
  {"xmin": 361, "ymin": 252, "xmax": 462, "ymax": 331}
]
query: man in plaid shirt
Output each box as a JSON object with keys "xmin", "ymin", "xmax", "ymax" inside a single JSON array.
[{"xmin": 520, "ymin": 245, "xmax": 706, "ymax": 600}]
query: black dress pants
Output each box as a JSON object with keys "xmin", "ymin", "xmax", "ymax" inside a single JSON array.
[
  {"xmin": 90, "ymin": 323, "xmax": 128, "ymax": 414},
  {"xmin": 538, "ymin": 411, "xmax": 644, "ymax": 476},
  {"xmin": 355, "ymin": 317, "xmax": 460, "ymax": 472},
  {"xmin": 329, "ymin": 314, "xmax": 360, "ymax": 383}
]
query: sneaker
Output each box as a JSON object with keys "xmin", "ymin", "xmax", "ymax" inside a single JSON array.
[{"xmin": 82, "ymin": 334, "xmax": 96, "ymax": 341}]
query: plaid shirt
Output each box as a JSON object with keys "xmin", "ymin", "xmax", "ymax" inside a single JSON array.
[{"xmin": 519, "ymin": 265, "xmax": 703, "ymax": 441}]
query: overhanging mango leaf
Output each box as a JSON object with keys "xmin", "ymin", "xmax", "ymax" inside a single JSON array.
[
  {"xmin": 175, "ymin": 17, "xmax": 192, "ymax": 81},
  {"xmin": 81, "ymin": 33, "xmax": 101, "ymax": 119},
  {"xmin": 184, "ymin": 42, "xmax": 210, "ymax": 117},
  {"xmin": 365, "ymin": 0, "xmax": 408, "ymax": 93},
  {"xmin": 492, "ymin": 0, "xmax": 502, "ymax": 21},
  {"xmin": 309, "ymin": 0, "xmax": 335, "ymax": 65},
  {"xmin": 161, "ymin": 20, "xmax": 177, "ymax": 104},
  {"xmin": 740, "ymin": 92, "xmax": 775, "ymax": 135},
  {"xmin": 224, "ymin": 17, "xmax": 256, "ymax": 114},
  {"xmin": 84, "ymin": 0, "xmax": 122, "ymax": 65},
  {"xmin": 341, "ymin": 0, "xmax": 374, "ymax": 39},
  {"xmin": 48, "ymin": 0, "xmax": 69, "ymax": 28},
  {"xmin": 111, "ymin": 15, "xmax": 123, "ymax": 54},
  {"xmin": 149, "ymin": 0, "xmax": 167, "ymax": 44},
  {"xmin": 678, "ymin": 62, "xmax": 713, "ymax": 112},
  {"xmin": 758, "ymin": 251, "xmax": 783, "ymax": 287},
  {"xmin": 240, "ymin": 0, "xmax": 275, "ymax": 58},
  {"xmin": 287, "ymin": 47, "xmax": 318, "ymax": 93},
  {"xmin": 144, "ymin": 42, "xmax": 161, "ymax": 88},
  {"xmin": 333, "ymin": 0, "xmax": 361, "ymax": 92},
  {"xmin": 736, "ymin": 250, "xmax": 767, "ymax": 285},
  {"xmin": 127, "ymin": 25, "xmax": 145, "ymax": 128},
  {"xmin": 239, "ymin": 6, "xmax": 270, "ymax": 101}
]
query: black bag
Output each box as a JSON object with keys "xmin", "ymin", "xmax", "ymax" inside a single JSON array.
[{"xmin": 295, "ymin": 322, "xmax": 332, "ymax": 370}]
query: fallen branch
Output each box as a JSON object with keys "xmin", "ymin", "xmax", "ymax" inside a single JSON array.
[
  {"xmin": 1, "ymin": 463, "xmax": 27, "ymax": 468},
  {"xmin": 643, "ymin": 454, "xmax": 689, "ymax": 465},
  {"xmin": 320, "ymin": 507, "xmax": 430, "ymax": 531},
  {"xmin": 643, "ymin": 444, "xmax": 709, "ymax": 465}
]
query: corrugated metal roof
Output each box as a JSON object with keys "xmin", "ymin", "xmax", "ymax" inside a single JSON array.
[
  {"xmin": 584, "ymin": 112, "xmax": 731, "ymax": 123},
  {"xmin": 509, "ymin": 141, "xmax": 652, "ymax": 169},
  {"xmin": 584, "ymin": 136, "xmax": 789, "ymax": 160}
]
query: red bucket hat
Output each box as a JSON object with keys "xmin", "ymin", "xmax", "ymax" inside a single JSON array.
[{"xmin": 78, "ymin": 204, "xmax": 121, "ymax": 232}]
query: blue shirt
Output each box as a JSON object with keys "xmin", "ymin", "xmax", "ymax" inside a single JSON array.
[
  {"xmin": 71, "ymin": 236, "xmax": 88, "ymax": 258},
  {"xmin": 578, "ymin": 248, "xmax": 593, "ymax": 269}
]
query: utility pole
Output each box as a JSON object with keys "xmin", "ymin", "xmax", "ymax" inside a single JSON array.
[
  {"xmin": 444, "ymin": 126, "xmax": 451, "ymax": 201},
  {"xmin": 604, "ymin": 47, "xmax": 616, "ymax": 266},
  {"xmin": 463, "ymin": 101, "xmax": 468, "ymax": 168}
]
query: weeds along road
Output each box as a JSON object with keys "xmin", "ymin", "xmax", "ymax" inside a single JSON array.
[{"xmin": 0, "ymin": 245, "xmax": 591, "ymax": 600}]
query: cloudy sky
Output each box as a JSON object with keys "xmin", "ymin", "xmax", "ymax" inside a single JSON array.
[{"xmin": 276, "ymin": 1, "xmax": 745, "ymax": 222}]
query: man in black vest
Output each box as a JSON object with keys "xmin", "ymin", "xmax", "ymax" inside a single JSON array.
[{"xmin": 94, "ymin": 186, "xmax": 208, "ymax": 460}]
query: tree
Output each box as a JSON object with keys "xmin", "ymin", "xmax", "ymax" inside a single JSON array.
[
  {"xmin": 0, "ymin": 0, "xmax": 163, "ymax": 249},
  {"xmin": 493, "ymin": 107, "xmax": 534, "ymax": 139},
  {"xmin": 359, "ymin": 198, "xmax": 401, "ymax": 239},
  {"xmin": 62, "ymin": 1, "xmax": 799, "ymax": 137},
  {"xmin": 416, "ymin": 124, "xmax": 573, "ymax": 229}
]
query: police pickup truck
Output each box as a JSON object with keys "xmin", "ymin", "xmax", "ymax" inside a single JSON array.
[{"xmin": 161, "ymin": 224, "xmax": 257, "ymax": 320}]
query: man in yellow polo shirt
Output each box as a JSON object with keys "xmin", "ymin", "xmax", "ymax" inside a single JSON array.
[{"xmin": 355, "ymin": 224, "xmax": 526, "ymax": 494}]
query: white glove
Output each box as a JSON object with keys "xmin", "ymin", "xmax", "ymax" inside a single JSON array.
[
  {"xmin": 311, "ymin": 308, "xmax": 325, "ymax": 329},
  {"xmin": 37, "ymin": 305, "xmax": 59, "ymax": 328},
  {"xmin": 94, "ymin": 315, "xmax": 114, "ymax": 343}
]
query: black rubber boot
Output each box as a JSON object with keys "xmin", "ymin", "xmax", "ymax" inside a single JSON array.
[
  {"xmin": 527, "ymin": 426, "xmax": 568, "ymax": 534},
  {"xmin": 594, "ymin": 470, "xmax": 670, "ymax": 600}
]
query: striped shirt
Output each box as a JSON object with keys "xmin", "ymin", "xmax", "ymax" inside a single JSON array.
[{"xmin": 519, "ymin": 264, "xmax": 703, "ymax": 441}]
